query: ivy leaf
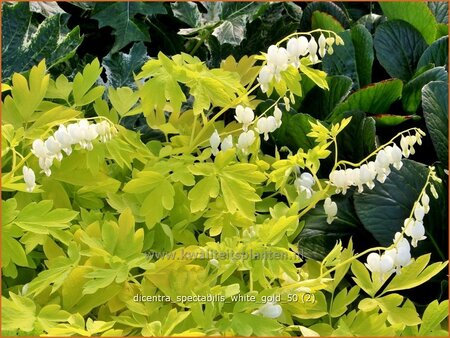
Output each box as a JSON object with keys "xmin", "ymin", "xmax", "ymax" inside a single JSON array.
[
  {"xmin": 422, "ymin": 81, "xmax": 448, "ymax": 167},
  {"xmin": 374, "ymin": 20, "xmax": 428, "ymax": 81},
  {"xmin": 2, "ymin": 2, "xmax": 83, "ymax": 80},
  {"xmin": 91, "ymin": 2, "xmax": 167, "ymax": 53},
  {"xmin": 29, "ymin": 2, "xmax": 65, "ymax": 17},
  {"xmin": 171, "ymin": 2, "xmax": 202, "ymax": 27},
  {"xmin": 103, "ymin": 42, "xmax": 149, "ymax": 89}
]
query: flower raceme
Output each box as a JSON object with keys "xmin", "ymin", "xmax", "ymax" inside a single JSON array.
[
  {"xmin": 25, "ymin": 119, "xmax": 116, "ymax": 191},
  {"xmin": 258, "ymin": 32, "xmax": 340, "ymax": 92},
  {"xmin": 329, "ymin": 133, "xmax": 422, "ymax": 194},
  {"xmin": 209, "ymin": 105, "xmax": 283, "ymax": 156}
]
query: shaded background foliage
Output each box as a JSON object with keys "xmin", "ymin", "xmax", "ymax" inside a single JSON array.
[{"xmin": 2, "ymin": 1, "xmax": 448, "ymax": 305}]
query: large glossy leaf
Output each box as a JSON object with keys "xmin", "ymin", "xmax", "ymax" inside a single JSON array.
[
  {"xmin": 402, "ymin": 66, "xmax": 448, "ymax": 114},
  {"xmin": 322, "ymin": 25, "xmax": 373, "ymax": 90},
  {"xmin": 422, "ymin": 81, "xmax": 448, "ymax": 167},
  {"xmin": 417, "ymin": 36, "xmax": 449, "ymax": 70},
  {"xmin": 329, "ymin": 79, "xmax": 403, "ymax": 121},
  {"xmin": 2, "ymin": 2, "xmax": 83, "ymax": 80},
  {"xmin": 379, "ymin": 2, "xmax": 437, "ymax": 44},
  {"xmin": 301, "ymin": 75, "xmax": 353, "ymax": 120},
  {"xmin": 357, "ymin": 14, "xmax": 386, "ymax": 34},
  {"xmin": 428, "ymin": 2, "xmax": 448, "ymax": 24},
  {"xmin": 273, "ymin": 113, "xmax": 316, "ymax": 152},
  {"xmin": 374, "ymin": 20, "xmax": 428, "ymax": 81},
  {"xmin": 300, "ymin": 1, "xmax": 350, "ymax": 31},
  {"xmin": 102, "ymin": 42, "xmax": 149, "ymax": 89},
  {"xmin": 92, "ymin": 2, "xmax": 167, "ymax": 53},
  {"xmin": 311, "ymin": 11, "xmax": 344, "ymax": 33},
  {"xmin": 297, "ymin": 193, "xmax": 364, "ymax": 260},
  {"xmin": 351, "ymin": 24, "xmax": 374, "ymax": 87},
  {"xmin": 332, "ymin": 111, "xmax": 376, "ymax": 163},
  {"xmin": 353, "ymin": 160, "xmax": 428, "ymax": 246}
]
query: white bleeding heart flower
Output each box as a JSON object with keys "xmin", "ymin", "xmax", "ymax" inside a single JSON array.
[
  {"xmin": 237, "ymin": 130, "xmax": 256, "ymax": 154},
  {"xmin": 318, "ymin": 34, "xmax": 327, "ymax": 58},
  {"xmin": 256, "ymin": 116, "xmax": 277, "ymax": 141},
  {"xmin": 324, "ymin": 197, "xmax": 338, "ymax": 224},
  {"xmin": 421, "ymin": 193, "xmax": 430, "ymax": 213},
  {"xmin": 45, "ymin": 136, "xmax": 63, "ymax": 161},
  {"xmin": 22, "ymin": 166, "xmax": 36, "ymax": 192},
  {"xmin": 54, "ymin": 124, "xmax": 73, "ymax": 155},
  {"xmin": 234, "ymin": 105, "xmax": 255, "ymax": 131},
  {"xmin": 365, "ymin": 252, "xmax": 394, "ymax": 276},
  {"xmin": 252, "ymin": 302, "xmax": 282, "ymax": 319},
  {"xmin": 273, "ymin": 106, "xmax": 283, "ymax": 128},
  {"xmin": 220, "ymin": 135, "xmax": 233, "ymax": 152},
  {"xmin": 209, "ymin": 129, "xmax": 221, "ymax": 156},
  {"xmin": 308, "ymin": 37, "xmax": 319, "ymax": 63}
]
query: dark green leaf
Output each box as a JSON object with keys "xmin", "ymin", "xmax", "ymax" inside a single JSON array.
[
  {"xmin": 379, "ymin": 2, "xmax": 437, "ymax": 44},
  {"xmin": 103, "ymin": 42, "xmax": 149, "ymax": 89},
  {"xmin": 332, "ymin": 111, "xmax": 376, "ymax": 163},
  {"xmin": 402, "ymin": 66, "xmax": 448, "ymax": 113},
  {"xmin": 356, "ymin": 14, "xmax": 386, "ymax": 34},
  {"xmin": 329, "ymin": 79, "xmax": 404, "ymax": 121},
  {"xmin": 322, "ymin": 31, "xmax": 360, "ymax": 90},
  {"xmin": 351, "ymin": 24, "xmax": 374, "ymax": 87},
  {"xmin": 170, "ymin": 2, "xmax": 202, "ymax": 27},
  {"xmin": 301, "ymin": 75, "xmax": 353, "ymax": 120},
  {"xmin": 298, "ymin": 193, "xmax": 362, "ymax": 260},
  {"xmin": 422, "ymin": 81, "xmax": 448, "ymax": 167},
  {"xmin": 374, "ymin": 20, "xmax": 428, "ymax": 81},
  {"xmin": 300, "ymin": 2, "xmax": 350, "ymax": 31},
  {"xmin": 417, "ymin": 36, "xmax": 449, "ymax": 70},
  {"xmin": 373, "ymin": 114, "xmax": 420, "ymax": 127},
  {"xmin": 354, "ymin": 160, "xmax": 428, "ymax": 245},
  {"xmin": 273, "ymin": 113, "xmax": 316, "ymax": 152},
  {"xmin": 2, "ymin": 2, "xmax": 83, "ymax": 80},
  {"xmin": 311, "ymin": 11, "xmax": 345, "ymax": 33},
  {"xmin": 92, "ymin": 2, "xmax": 167, "ymax": 53},
  {"xmin": 428, "ymin": 2, "xmax": 448, "ymax": 24}
]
